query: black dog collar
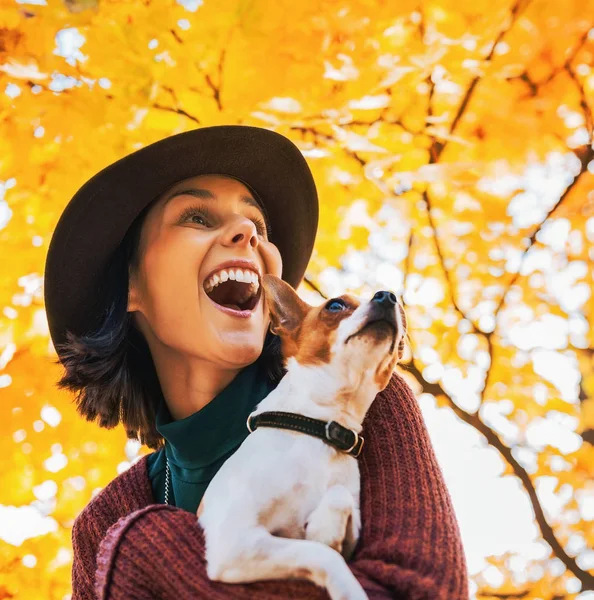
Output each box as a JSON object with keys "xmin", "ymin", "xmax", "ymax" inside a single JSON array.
[{"xmin": 246, "ymin": 411, "xmax": 365, "ymax": 458}]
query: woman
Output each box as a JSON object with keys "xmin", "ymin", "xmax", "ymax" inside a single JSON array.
[{"xmin": 44, "ymin": 125, "xmax": 469, "ymax": 599}]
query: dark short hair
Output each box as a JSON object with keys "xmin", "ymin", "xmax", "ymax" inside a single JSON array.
[{"xmin": 53, "ymin": 195, "xmax": 286, "ymax": 449}]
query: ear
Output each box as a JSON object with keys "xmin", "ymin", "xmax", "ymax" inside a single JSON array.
[
  {"xmin": 261, "ymin": 274, "xmax": 310, "ymax": 336},
  {"xmin": 127, "ymin": 267, "xmax": 141, "ymax": 313}
]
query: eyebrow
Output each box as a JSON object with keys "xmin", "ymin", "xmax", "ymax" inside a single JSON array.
[{"xmin": 164, "ymin": 187, "xmax": 263, "ymax": 213}]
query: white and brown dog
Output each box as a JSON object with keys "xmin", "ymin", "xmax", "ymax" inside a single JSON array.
[{"xmin": 198, "ymin": 274, "xmax": 405, "ymax": 600}]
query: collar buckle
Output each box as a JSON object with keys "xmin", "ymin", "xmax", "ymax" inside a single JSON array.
[{"xmin": 325, "ymin": 420, "xmax": 362, "ymax": 457}]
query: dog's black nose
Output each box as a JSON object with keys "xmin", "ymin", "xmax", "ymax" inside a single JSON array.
[{"xmin": 372, "ymin": 290, "xmax": 397, "ymax": 305}]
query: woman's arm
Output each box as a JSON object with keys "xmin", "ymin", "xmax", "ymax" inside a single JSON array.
[
  {"xmin": 95, "ymin": 505, "xmax": 388, "ymax": 600},
  {"xmin": 349, "ymin": 372, "xmax": 469, "ymax": 598},
  {"xmin": 94, "ymin": 373, "xmax": 469, "ymax": 600},
  {"xmin": 70, "ymin": 456, "xmax": 154, "ymax": 600},
  {"xmin": 71, "ymin": 511, "xmax": 103, "ymax": 600}
]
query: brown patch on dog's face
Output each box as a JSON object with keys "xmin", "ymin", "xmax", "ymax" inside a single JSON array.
[
  {"xmin": 374, "ymin": 352, "xmax": 399, "ymax": 389},
  {"xmin": 197, "ymin": 500, "xmax": 205, "ymax": 518},
  {"xmin": 291, "ymin": 295, "xmax": 360, "ymax": 366},
  {"xmin": 261, "ymin": 274, "xmax": 360, "ymax": 367}
]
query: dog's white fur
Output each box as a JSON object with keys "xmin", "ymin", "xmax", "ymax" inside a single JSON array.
[{"xmin": 198, "ymin": 275, "xmax": 403, "ymax": 600}]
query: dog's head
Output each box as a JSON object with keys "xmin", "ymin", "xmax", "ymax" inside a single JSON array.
[{"xmin": 262, "ymin": 274, "xmax": 406, "ymax": 399}]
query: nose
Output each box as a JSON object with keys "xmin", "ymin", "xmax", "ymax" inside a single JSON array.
[
  {"xmin": 225, "ymin": 218, "xmax": 260, "ymax": 249},
  {"xmin": 372, "ymin": 290, "xmax": 397, "ymax": 305}
]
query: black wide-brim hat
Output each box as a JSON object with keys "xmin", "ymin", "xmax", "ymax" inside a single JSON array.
[{"xmin": 44, "ymin": 125, "xmax": 319, "ymax": 360}]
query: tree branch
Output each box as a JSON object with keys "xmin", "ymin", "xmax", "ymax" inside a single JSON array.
[
  {"xmin": 401, "ymin": 230, "xmax": 588, "ymax": 584},
  {"xmin": 303, "ymin": 276, "xmax": 327, "ymax": 299},
  {"xmin": 203, "ymin": 41, "xmax": 230, "ymax": 111},
  {"xmin": 430, "ymin": 0, "xmax": 530, "ymax": 160},
  {"xmin": 506, "ymin": 24, "xmax": 592, "ymax": 105},
  {"xmin": 494, "ymin": 143, "xmax": 594, "ymax": 315},
  {"xmin": 403, "ymin": 359, "xmax": 594, "ymax": 590},
  {"xmin": 422, "ymin": 189, "xmax": 477, "ymax": 328},
  {"xmin": 152, "ymin": 103, "xmax": 201, "ymax": 125},
  {"xmin": 288, "ymin": 126, "xmax": 367, "ymax": 167},
  {"xmin": 415, "ymin": 0, "xmax": 532, "ymax": 332}
]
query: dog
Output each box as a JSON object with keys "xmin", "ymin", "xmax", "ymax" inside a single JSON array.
[{"xmin": 197, "ymin": 274, "xmax": 405, "ymax": 600}]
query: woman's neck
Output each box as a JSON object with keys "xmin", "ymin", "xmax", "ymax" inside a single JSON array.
[{"xmin": 156, "ymin": 358, "xmax": 243, "ymax": 421}]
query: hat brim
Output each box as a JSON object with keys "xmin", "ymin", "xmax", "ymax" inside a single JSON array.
[{"xmin": 44, "ymin": 125, "xmax": 319, "ymax": 355}]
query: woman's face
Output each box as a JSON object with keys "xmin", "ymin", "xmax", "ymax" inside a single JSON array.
[{"xmin": 127, "ymin": 174, "xmax": 283, "ymax": 368}]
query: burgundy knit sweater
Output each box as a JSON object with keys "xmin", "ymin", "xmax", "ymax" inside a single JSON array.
[{"xmin": 71, "ymin": 373, "xmax": 469, "ymax": 599}]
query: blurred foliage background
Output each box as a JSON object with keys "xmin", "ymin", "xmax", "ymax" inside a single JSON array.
[{"xmin": 1, "ymin": 0, "xmax": 594, "ymax": 597}]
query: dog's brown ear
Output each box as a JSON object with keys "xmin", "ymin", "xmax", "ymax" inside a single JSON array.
[{"xmin": 261, "ymin": 274, "xmax": 309, "ymax": 335}]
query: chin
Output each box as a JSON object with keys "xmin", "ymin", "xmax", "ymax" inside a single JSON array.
[{"xmin": 217, "ymin": 339, "xmax": 263, "ymax": 367}]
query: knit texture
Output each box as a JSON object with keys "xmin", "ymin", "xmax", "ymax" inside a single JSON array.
[{"xmin": 70, "ymin": 373, "xmax": 470, "ymax": 599}]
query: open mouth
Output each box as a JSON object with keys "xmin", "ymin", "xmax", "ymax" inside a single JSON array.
[{"xmin": 203, "ymin": 272, "xmax": 261, "ymax": 312}]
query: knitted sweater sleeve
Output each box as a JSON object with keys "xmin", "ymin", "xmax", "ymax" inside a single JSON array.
[
  {"xmin": 71, "ymin": 506, "xmax": 102, "ymax": 600},
  {"xmin": 71, "ymin": 456, "xmax": 153, "ymax": 600},
  {"xmin": 94, "ymin": 372, "xmax": 469, "ymax": 600}
]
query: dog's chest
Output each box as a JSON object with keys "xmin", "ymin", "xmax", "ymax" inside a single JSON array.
[{"xmin": 240, "ymin": 428, "xmax": 359, "ymax": 528}]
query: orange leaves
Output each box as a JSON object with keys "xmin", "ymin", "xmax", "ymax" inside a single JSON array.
[{"xmin": 1, "ymin": 0, "xmax": 594, "ymax": 597}]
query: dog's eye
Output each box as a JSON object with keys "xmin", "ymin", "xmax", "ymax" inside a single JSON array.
[{"xmin": 325, "ymin": 299, "xmax": 347, "ymax": 312}]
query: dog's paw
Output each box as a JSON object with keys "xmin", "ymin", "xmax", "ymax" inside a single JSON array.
[
  {"xmin": 341, "ymin": 509, "xmax": 361, "ymax": 560},
  {"xmin": 305, "ymin": 485, "xmax": 357, "ymax": 555},
  {"xmin": 305, "ymin": 518, "xmax": 345, "ymax": 554},
  {"xmin": 326, "ymin": 566, "xmax": 369, "ymax": 600}
]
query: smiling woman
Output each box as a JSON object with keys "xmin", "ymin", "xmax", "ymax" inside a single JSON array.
[{"xmin": 43, "ymin": 125, "xmax": 469, "ymax": 600}]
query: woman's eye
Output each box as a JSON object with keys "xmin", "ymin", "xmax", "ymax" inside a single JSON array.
[
  {"xmin": 325, "ymin": 299, "xmax": 347, "ymax": 312},
  {"xmin": 179, "ymin": 206, "xmax": 212, "ymax": 226},
  {"xmin": 189, "ymin": 214, "xmax": 207, "ymax": 225}
]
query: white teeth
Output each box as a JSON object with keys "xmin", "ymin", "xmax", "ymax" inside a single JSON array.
[{"xmin": 204, "ymin": 268, "xmax": 260, "ymax": 293}]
